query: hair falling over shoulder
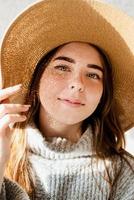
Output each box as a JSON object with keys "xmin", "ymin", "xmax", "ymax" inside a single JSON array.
[{"xmin": 4, "ymin": 44, "xmax": 133, "ymax": 195}]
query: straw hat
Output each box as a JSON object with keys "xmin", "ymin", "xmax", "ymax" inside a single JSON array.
[{"xmin": 0, "ymin": 0, "xmax": 134, "ymax": 131}]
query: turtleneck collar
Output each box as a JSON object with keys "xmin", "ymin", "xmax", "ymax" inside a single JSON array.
[{"xmin": 26, "ymin": 124, "xmax": 94, "ymax": 160}]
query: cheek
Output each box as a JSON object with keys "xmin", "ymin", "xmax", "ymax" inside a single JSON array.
[
  {"xmin": 39, "ymin": 70, "xmax": 66, "ymax": 100},
  {"xmin": 86, "ymin": 82, "xmax": 103, "ymax": 103}
]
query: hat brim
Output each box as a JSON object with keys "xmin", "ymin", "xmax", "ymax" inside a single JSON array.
[{"xmin": 1, "ymin": 0, "xmax": 134, "ymax": 131}]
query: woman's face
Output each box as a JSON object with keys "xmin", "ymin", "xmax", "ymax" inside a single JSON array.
[{"xmin": 39, "ymin": 42, "xmax": 104, "ymax": 125}]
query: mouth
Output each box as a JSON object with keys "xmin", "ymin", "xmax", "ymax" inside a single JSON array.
[{"xmin": 57, "ymin": 98, "xmax": 85, "ymax": 106}]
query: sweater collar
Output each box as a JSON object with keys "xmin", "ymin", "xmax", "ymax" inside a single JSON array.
[{"xmin": 26, "ymin": 124, "xmax": 94, "ymax": 160}]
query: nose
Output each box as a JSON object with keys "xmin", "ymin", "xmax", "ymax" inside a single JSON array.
[{"xmin": 68, "ymin": 74, "xmax": 85, "ymax": 92}]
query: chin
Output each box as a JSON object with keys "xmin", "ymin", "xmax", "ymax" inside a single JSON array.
[{"xmin": 56, "ymin": 117, "xmax": 83, "ymax": 125}]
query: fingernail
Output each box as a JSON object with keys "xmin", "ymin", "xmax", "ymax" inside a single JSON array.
[
  {"xmin": 6, "ymin": 84, "xmax": 22, "ymax": 92},
  {"xmin": 13, "ymin": 84, "xmax": 22, "ymax": 88},
  {"xmin": 22, "ymin": 115, "xmax": 27, "ymax": 120},
  {"xmin": 24, "ymin": 106, "xmax": 31, "ymax": 110},
  {"xmin": 23, "ymin": 106, "xmax": 30, "ymax": 110},
  {"xmin": 24, "ymin": 105, "xmax": 31, "ymax": 107}
]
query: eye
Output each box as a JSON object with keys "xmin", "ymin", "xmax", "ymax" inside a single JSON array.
[
  {"xmin": 86, "ymin": 73, "xmax": 101, "ymax": 80},
  {"xmin": 54, "ymin": 65, "xmax": 70, "ymax": 71}
]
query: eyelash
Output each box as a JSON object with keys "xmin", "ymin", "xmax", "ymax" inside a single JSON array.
[
  {"xmin": 54, "ymin": 65, "xmax": 69, "ymax": 71},
  {"xmin": 54, "ymin": 65, "xmax": 101, "ymax": 80}
]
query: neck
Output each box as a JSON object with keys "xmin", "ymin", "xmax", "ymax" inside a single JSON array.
[{"xmin": 38, "ymin": 107, "xmax": 82, "ymax": 143}]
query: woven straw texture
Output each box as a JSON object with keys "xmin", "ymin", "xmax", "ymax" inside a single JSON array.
[{"xmin": 1, "ymin": 0, "xmax": 134, "ymax": 130}]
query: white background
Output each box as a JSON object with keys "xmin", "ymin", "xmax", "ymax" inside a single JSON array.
[{"xmin": 0, "ymin": 0, "xmax": 134, "ymax": 154}]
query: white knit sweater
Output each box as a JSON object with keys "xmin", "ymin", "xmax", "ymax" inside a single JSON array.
[{"xmin": 0, "ymin": 125, "xmax": 134, "ymax": 200}]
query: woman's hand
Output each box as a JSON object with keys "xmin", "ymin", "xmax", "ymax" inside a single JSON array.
[{"xmin": 0, "ymin": 84, "xmax": 30, "ymax": 165}]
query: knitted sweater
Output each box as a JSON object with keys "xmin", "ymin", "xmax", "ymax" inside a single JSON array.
[{"xmin": 0, "ymin": 125, "xmax": 134, "ymax": 200}]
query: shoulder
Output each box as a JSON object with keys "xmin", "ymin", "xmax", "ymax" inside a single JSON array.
[
  {"xmin": 112, "ymin": 149, "xmax": 134, "ymax": 177},
  {"xmin": 1, "ymin": 177, "xmax": 30, "ymax": 200},
  {"xmin": 118, "ymin": 150, "xmax": 134, "ymax": 171},
  {"xmin": 110, "ymin": 150, "xmax": 134, "ymax": 199}
]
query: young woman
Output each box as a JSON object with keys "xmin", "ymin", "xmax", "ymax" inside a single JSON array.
[{"xmin": 0, "ymin": 0, "xmax": 134, "ymax": 199}]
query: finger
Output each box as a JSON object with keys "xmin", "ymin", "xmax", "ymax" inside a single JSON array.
[
  {"xmin": 0, "ymin": 104, "xmax": 30, "ymax": 119},
  {"xmin": 0, "ymin": 114, "xmax": 27, "ymax": 131},
  {"xmin": 1, "ymin": 98, "xmax": 10, "ymax": 104},
  {"xmin": 0, "ymin": 84, "xmax": 22, "ymax": 102}
]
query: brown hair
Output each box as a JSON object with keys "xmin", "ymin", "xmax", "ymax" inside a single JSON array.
[{"xmin": 5, "ymin": 42, "xmax": 132, "ymax": 196}]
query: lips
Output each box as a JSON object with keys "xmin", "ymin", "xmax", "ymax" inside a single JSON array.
[{"xmin": 58, "ymin": 98, "xmax": 85, "ymax": 105}]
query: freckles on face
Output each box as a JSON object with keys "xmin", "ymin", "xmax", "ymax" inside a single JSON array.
[
  {"xmin": 38, "ymin": 42, "xmax": 104, "ymax": 125},
  {"xmin": 38, "ymin": 66, "xmax": 68, "ymax": 120},
  {"xmin": 39, "ymin": 65, "xmax": 66, "ymax": 99},
  {"xmin": 85, "ymin": 81, "xmax": 103, "ymax": 112}
]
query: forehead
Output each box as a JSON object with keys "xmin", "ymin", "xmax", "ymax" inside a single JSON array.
[
  {"xmin": 52, "ymin": 42, "xmax": 104, "ymax": 66},
  {"xmin": 55, "ymin": 42, "xmax": 100, "ymax": 54}
]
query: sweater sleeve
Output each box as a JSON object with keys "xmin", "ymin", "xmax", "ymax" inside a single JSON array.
[
  {"xmin": 111, "ymin": 152, "xmax": 134, "ymax": 200},
  {"xmin": 0, "ymin": 177, "xmax": 30, "ymax": 200}
]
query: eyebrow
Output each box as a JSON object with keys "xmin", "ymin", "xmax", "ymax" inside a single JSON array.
[{"xmin": 53, "ymin": 56, "xmax": 104, "ymax": 73}]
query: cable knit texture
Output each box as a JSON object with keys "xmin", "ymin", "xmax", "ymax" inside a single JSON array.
[{"xmin": 0, "ymin": 125, "xmax": 134, "ymax": 200}]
